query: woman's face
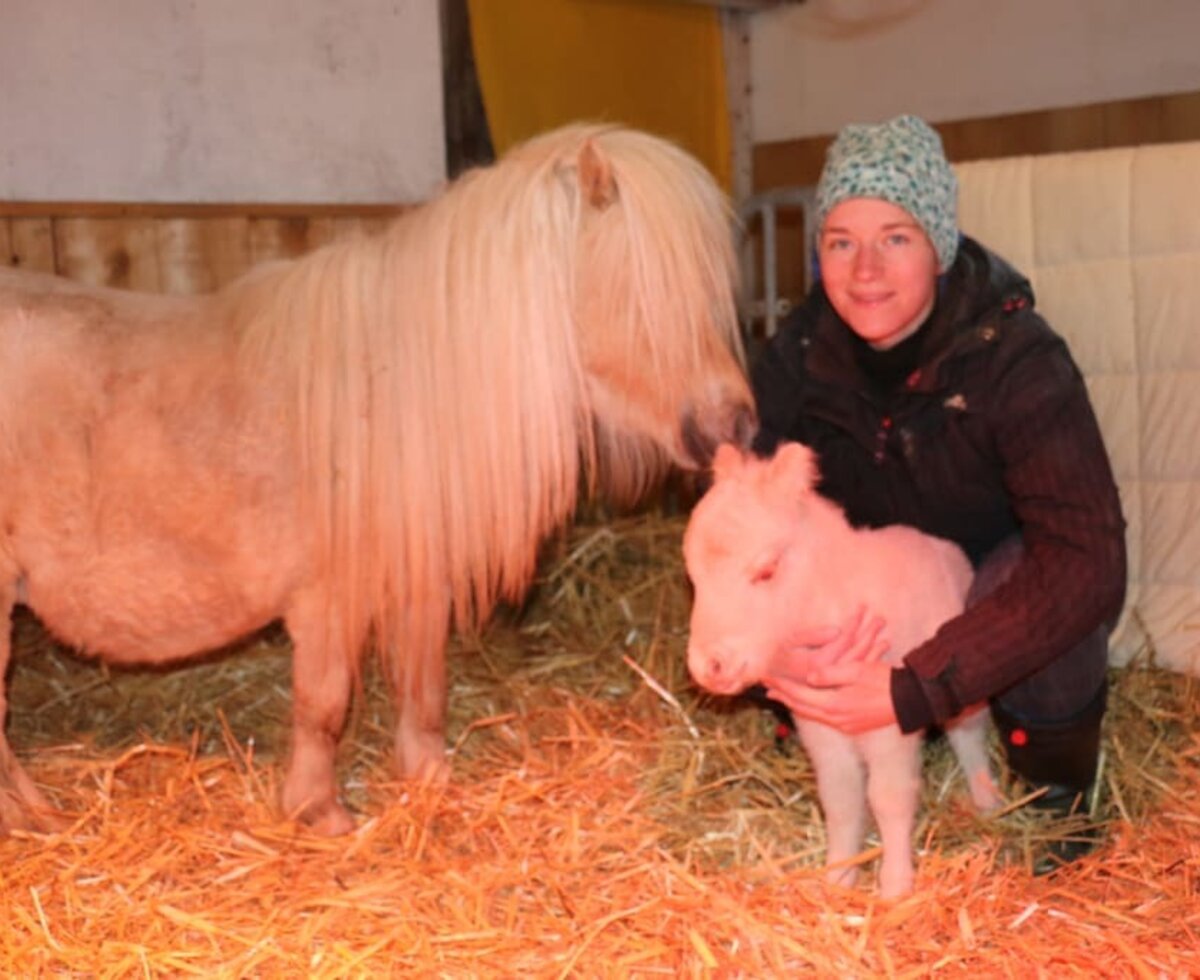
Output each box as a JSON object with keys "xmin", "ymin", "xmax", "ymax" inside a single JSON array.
[{"xmin": 818, "ymin": 198, "xmax": 940, "ymax": 350}]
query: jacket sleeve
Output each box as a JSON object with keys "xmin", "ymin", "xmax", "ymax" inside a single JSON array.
[{"xmin": 892, "ymin": 321, "xmax": 1128, "ymax": 733}]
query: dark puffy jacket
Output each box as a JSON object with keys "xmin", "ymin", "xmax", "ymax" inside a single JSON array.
[{"xmin": 752, "ymin": 236, "xmax": 1127, "ymax": 732}]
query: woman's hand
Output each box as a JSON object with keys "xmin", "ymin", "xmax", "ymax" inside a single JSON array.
[
  {"xmin": 764, "ymin": 662, "xmax": 898, "ymax": 734},
  {"xmin": 790, "ymin": 604, "xmax": 889, "ymax": 683},
  {"xmin": 764, "ymin": 605, "xmax": 898, "ymax": 734}
]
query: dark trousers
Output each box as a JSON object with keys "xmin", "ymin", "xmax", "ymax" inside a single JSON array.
[{"xmin": 967, "ymin": 536, "xmax": 1109, "ymax": 725}]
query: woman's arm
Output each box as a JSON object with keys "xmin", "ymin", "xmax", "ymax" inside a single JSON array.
[{"xmin": 892, "ymin": 322, "xmax": 1127, "ymax": 732}]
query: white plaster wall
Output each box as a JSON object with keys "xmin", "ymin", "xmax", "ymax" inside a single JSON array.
[
  {"xmin": 752, "ymin": 0, "xmax": 1200, "ymax": 143},
  {"xmin": 1, "ymin": 0, "xmax": 445, "ymax": 203}
]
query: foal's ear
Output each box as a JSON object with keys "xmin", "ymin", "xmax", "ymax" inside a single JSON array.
[
  {"xmin": 577, "ymin": 139, "xmax": 618, "ymax": 210},
  {"xmin": 711, "ymin": 442, "xmax": 745, "ymax": 482},
  {"xmin": 769, "ymin": 441, "xmax": 818, "ymax": 491}
]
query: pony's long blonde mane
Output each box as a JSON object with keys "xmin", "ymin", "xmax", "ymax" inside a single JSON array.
[{"xmin": 230, "ymin": 123, "xmax": 741, "ymax": 672}]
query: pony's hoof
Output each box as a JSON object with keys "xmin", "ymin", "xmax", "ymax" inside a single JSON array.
[
  {"xmin": 0, "ymin": 771, "xmax": 65, "ymax": 836},
  {"xmin": 407, "ymin": 756, "xmax": 451, "ymax": 788},
  {"xmin": 296, "ymin": 800, "xmax": 357, "ymax": 837},
  {"xmin": 0, "ymin": 800, "xmax": 65, "ymax": 836},
  {"xmin": 395, "ymin": 730, "xmax": 449, "ymax": 785}
]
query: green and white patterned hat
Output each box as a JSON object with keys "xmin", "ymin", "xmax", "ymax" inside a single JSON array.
[{"xmin": 815, "ymin": 114, "xmax": 959, "ymax": 273}]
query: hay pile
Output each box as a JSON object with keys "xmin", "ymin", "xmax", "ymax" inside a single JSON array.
[{"xmin": 2, "ymin": 511, "xmax": 1197, "ymax": 976}]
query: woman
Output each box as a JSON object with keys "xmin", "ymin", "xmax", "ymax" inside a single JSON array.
[{"xmin": 751, "ymin": 115, "xmax": 1127, "ymax": 867}]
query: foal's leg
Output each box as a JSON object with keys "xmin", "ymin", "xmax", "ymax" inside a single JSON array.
[
  {"xmin": 797, "ymin": 720, "xmax": 868, "ymax": 889},
  {"xmin": 281, "ymin": 589, "xmax": 358, "ymax": 836},
  {"xmin": 391, "ymin": 605, "xmax": 451, "ymax": 785},
  {"xmin": 860, "ymin": 728, "xmax": 924, "ymax": 899},
  {"xmin": 943, "ymin": 703, "xmax": 1004, "ymax": 812},
  {"xmin": 0, "ymin": 583, "xmax": 60, "ymax": 832}
]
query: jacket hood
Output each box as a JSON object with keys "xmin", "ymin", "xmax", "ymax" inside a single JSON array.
[{"xmin": 948, "ymin": 235, "xmax": 1035, "ymax": 326}]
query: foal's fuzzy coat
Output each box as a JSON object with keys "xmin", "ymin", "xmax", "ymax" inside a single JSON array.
[{"xmin": 684, "ymin": 443, "xmax": 1000, "ymax": 897}]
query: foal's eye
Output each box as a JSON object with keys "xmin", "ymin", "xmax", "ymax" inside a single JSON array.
[{"xmin": 749, "ymin": 557, "xmax": 779, "ymax": 585}]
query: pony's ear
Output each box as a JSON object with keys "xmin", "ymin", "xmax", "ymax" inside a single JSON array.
[
  {"xmin": 577, "ymin": 139, "xmax": 618, "ymax": 210},
  {"xmin": 768, "ymin": 441, "xmax": 818, "ymax": 491},
  {"xmin": 711, "ymin": 442, "xmax": 745, "ymax": 482}
]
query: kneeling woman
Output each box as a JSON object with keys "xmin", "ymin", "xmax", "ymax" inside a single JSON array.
[{"xmin": 752, "ymin": 115, "xmax": 1126, "ymax": 869}]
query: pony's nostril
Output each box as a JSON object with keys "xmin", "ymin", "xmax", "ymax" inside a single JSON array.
[
  {"xmin": 680, "ymin": 411, "xmax": 715, "ymax": 470},
  {"xmin": 734, "ymin": 403, "xmax": 758, "ymax": 450}
]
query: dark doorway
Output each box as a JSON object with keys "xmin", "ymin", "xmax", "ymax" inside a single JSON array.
[{"xmin": 441, "ymin": 0, "xmax": 495, "ymax": 178}]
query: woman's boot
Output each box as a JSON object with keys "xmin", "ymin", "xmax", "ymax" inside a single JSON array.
[{"xmin": 991, "ymin": 680, "xmax": 1107, "ymax": 873}]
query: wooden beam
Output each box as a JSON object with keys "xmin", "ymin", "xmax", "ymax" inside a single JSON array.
[
  {"xmin": 720, "ymin": 9, "xmax": 754, "ymax": 205},
  {"xmin": 664, "ymin": 0, "xmax": 804, "ymax": 10},
  {"xmin": 0, "ymin": 201, "xmax": 404, "ymax": 219}
]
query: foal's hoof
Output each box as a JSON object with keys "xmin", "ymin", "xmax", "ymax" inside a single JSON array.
[{"xmin": 968, "ymin": 770, "xmax": 1005, "ymax": 813}]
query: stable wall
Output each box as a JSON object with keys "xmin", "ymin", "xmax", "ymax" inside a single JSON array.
[
  {"xmin": 0, "ymin": 0, "xmax": 444, "ymax": 205},
  {"xmin": 752, "ymin": 0, "xmax": 1200, "ymax": 146}
]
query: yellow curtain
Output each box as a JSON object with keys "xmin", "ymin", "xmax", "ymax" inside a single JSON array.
[{"xmin": 467, "ymin": 0, "xmax": 731, "ymax": 190}]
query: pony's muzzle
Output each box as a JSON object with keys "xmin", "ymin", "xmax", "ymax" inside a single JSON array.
[{"xmin": 680, "ymin": 399, "xmax": 757, "ymax": 470}]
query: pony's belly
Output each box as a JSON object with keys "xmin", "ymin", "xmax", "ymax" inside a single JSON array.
[
  {"xmin": 25, "ymin": 569, "xmax": 287, "ymax": 665},
  {"xmin": 17, "ymin": 521, "xmax": 302, "ymax": 665}
]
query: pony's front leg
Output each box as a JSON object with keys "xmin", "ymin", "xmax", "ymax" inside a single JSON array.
[
  {"xmin": 282, "ymin": 592, "xmax": 359, "ymax": 836},
  {"xmin": 391, "ymin": 609, "xmax": 451, "ymax": 785},
  {"xmin": 0, "ymin": 583, "xmax": 61, "ymax": 833}
]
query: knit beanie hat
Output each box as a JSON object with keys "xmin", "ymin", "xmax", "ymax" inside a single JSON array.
[{"xmin": 814, "ymin": 114, "xmax": 959, "ymax": 272}]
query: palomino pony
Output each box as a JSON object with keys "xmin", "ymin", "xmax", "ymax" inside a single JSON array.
[{"xmin": 0, "ymin": 123, "xmax": 755, "ymax": 835}]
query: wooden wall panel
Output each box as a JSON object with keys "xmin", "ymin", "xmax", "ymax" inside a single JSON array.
[
  {"xmin": 156, "ymin": 217, "xmax": 252, "ymax": 293},
  {"xmin": 2, "ymin": 218, "xmax": 56, "ymax": 274},
  {"xmin": 53, "ymin": 217, "xmax": 164, "ymax": 291},
  {"xmin": 753, "ymin": 90, "xmax": 1200, "ymax": 191},
  {"xmin": 0, "ymin": 205, "xmax": 399, "ymax": 295}
]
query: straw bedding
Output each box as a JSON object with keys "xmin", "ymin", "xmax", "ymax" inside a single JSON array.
[{"xmin": 2, "ymin": 510, "xmax": 1197, "ymax": 977}]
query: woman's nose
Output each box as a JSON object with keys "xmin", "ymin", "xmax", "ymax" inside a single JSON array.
[{"xmin": 852, "ymin": 243, "xmax": 883, "ymax": 279}]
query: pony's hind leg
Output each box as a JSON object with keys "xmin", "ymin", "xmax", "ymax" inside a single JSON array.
[
  {"xmin": 281, "ymin": 591, "xmax": 359, "ymax": 836},
  {"xmin": 0, "ymin": 582, "xmax": 61, "ymax": 833}
]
